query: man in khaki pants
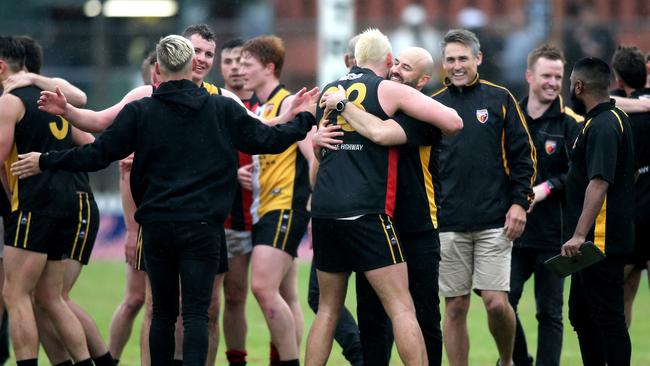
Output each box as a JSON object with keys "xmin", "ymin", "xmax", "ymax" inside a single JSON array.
[{"xmin": 433, "ymin": 29, "xmax": 536, "ymax": 366}]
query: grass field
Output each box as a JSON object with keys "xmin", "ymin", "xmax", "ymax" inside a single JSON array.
[{"xmin": 8, "ymin": 260, "xmax": 650, "ymax": 365}]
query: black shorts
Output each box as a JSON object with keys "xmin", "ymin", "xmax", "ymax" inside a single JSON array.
[
  {"xmin": 4, "ymin": 210, "xmax": 76, "ymax": 260},
  {"xmin": 63, "ymin": 193, "xmax": 100, "ymax": 265},
  {"xmin": 628, "ymin": 215, "xmax": 650, "ymax": 268},
  {"xmin": 253, "ymin": 209, "xmax": 309, "ymax": 258},
  {"xmin": 312, "ymin": 214, "xmax": 405, "ymax": 273}
]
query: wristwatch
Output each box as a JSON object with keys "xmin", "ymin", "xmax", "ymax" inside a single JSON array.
[{"xmin": 335, "ymin": 99, "xmax": 349, "ymax": 113}]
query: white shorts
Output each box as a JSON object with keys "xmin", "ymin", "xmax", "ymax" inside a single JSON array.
[
  {"xmin": 225, "ymin": 229, "xmax": 253, "ymax": 259},
  {"xmin": 439, "ymin": 227, "xmax": 513, "ymax": 297}
]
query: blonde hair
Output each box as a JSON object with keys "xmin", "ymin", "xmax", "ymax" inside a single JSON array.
[
  {"xmin": 354, "ymin": 28, "xmax": 392, "ymax": 66},
  {"xmin": 156, "ymin": 35, "xmax": 194, "ymax": 73}
]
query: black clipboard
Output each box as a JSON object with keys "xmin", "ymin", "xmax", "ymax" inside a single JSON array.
[{"xmin": 544, "ymin": 241, "xmax": 606, "ymax": 278}]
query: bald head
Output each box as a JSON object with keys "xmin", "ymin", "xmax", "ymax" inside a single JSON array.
[
  {"xmin": 401, "ymin": 47, "xmax": 434, "ymax": 76},
  {"xmin": 389, "ymin": 47, "xmax": 434, "ymax": 90}
]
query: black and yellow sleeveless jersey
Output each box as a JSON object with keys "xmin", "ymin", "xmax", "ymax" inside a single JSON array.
[
  {"xmin": 312, "ymin": 66, "xmax": 400, "ymax": 219},
  {"xmin": 4, "ymin": 86, "xmax": 76, "ymax": 217},
  {"xmin": 250, "ymin": 85, "xmax": 310, "ymax": 222}
]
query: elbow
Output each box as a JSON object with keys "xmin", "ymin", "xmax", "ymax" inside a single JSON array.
[
  {"xmin": 69, "ymin": 93, "xmax": 88, "ymax": 108},
  {"xmin": 369, "ymin": 130, "xmax": 392, "ymax": 146},
  {"xmin": 443, "ymin": 114, "xmax": 463, "ymax": 136}
]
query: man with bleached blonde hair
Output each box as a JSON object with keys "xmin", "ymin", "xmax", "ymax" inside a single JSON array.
[
  {"xmin": 12, "ymin": 33, "xmax": 318, "ymax": 366},
  {"xmin": 305, "ymin": 28, "xmax": 461, "ymax": 366}
]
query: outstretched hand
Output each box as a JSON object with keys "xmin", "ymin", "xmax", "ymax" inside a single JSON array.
[
  {"xmin": 11, "ymin": 152, "xmax": 43, "ymax": 179},
  {"xmin": 38, "ymin": 87, "xmax": 68, "ymax": 116},
  {"xmin": 290, "ymin": 86, "xmax": 320, "ymax": 117}
]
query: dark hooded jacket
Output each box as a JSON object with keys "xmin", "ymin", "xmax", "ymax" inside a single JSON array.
[{"xmin": 40, "ymin": 79, "xmax": 314, "ymax": 225}]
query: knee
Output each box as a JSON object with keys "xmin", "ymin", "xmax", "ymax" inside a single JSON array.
[
  {"xmin": 151, "ymin": 300, "xmax": 179, "ymax": 322},
  {"xmin": 34, "ymin": 287, "xmax": 61, "ymax": 312},
  {"xmin": 445, "ymin": 297, "xmax": 470, "ymax": 321},
  {"xmin": 251, "ymin": 281, "xmax": 274, "ymax": 308},
  {"xmin": 536, "ymin": 303, "xmax": 563, "ymax": 324},
  {"xmin": 224, "ymin": 285, "xmax": 247, "ymax": 310},
  {"xmin": 2, "ymin": 286, "xmax": 16, "ymax": 308},
  {"xmin": 484, "ymin": 296, "xmax": 512, "ymax": 318},
  {"xmin": 124, "ymin": 295, "xmax": 145, "ymax": 316}
]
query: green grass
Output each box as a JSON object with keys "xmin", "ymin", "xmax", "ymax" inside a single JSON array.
[{"xmin": 8, "ymin": 260, "xmax": 650, "ymax": 365}]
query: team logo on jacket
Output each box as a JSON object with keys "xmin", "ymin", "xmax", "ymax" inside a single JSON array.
[
  {"xmin": 545, "ymin": 139, "xmax": 557, "ymax": 155},
  {"xmin": 476, "ymin": 109, "xmax": 489, "ymax": 123}
]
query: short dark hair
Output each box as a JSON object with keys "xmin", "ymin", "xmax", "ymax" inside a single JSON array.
[
  {"xmin": 441, "ymin": 29, "xmax": 481, "ymax": 57},
  {"xmin": 527, "ymin": 43, "xmax": 565, "ymax": 70},
  {"xmin": 221, "ymin": 38, "xmax": 245, "ymax": 52},
  {"xmin": 0, "ymin": 36, "xmax": 25, "ymax": 72},
  {"xmin": 182, "ymin": 24, "xmax": 216, "ymax": 43},
  {"xmin": 611, "ymin": 45, "xmax": 647, "ymax": 90},
  {"xmin": 572, "ymin": 57, "xmax": 611, "ymax": 98},
  {"xmin": 15, "ymin": 35, "xmax": 42, "ymax": 74}
]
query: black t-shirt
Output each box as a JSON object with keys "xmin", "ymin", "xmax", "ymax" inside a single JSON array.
[
  {"xmin": 7, "ymin": 86, "xmax": 76, "ymax": 217},
  {"xmin": 312, "ymin": 66, "xmax": 430, "ymax": 218},
  {"xmin": 392, "ymin": 113, "xmax": 442, "ymax": 233},
  {"xmin": 564, "ymin": 100, "xmax": 635, "ymax": 254}
]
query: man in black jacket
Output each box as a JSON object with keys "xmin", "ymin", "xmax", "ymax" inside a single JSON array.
[
  {"xmin": 508, "ymin": 44, "xmax": 582, "ymax": 366},
  {"xmin": 433, "ymin": 29, "xmax": 536, "ymax": 366},
  {"xmin": 11, "ymin": 35, "xmax": 316, "ymax": 366}
]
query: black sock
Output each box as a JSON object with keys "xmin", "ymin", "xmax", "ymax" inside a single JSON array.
[
  {"xmin": 74, "ymin": 359, "xmax": 93, "ymax": 366},
  {"xmin": 113, "ymin": 359, "xmax": 119, "ymax": 366},
  {"xmin": 17, "ymin": 359, "xmax": 38, "ymax": 366},
  {"xmin": 93, "ymin": 352, "xmax": 116, "ymax": 366},
  {"xmin": 53, "ymin": 361, "xmax": 73, "ymax": 366},
  {"xmin": 278, "ymin": 360, "xmax": 299, "ymax": 366},
  {"xmin": 173, "ymin": 360, "xmax": 183, "ymax": 366}
]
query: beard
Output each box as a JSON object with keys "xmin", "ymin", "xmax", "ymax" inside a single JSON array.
[
  {"xmin": 570, "ymin": 88, "xmax": 587, "ymax": 116},
  {"xmin": 389, "ymin": 72, "xmax": 418, "ymax": 88}
]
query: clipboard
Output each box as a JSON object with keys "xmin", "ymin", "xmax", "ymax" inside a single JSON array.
[{"xmin": 544, "ymin": 241, "xmax": 606, "ymax": 278}]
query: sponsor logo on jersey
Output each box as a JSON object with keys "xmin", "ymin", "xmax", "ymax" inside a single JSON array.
[{"xmin": 339, "ymin": 73, "xmax": 363, "ymax": 81}]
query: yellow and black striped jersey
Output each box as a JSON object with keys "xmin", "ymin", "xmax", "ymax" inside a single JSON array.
[{"xmin": 251, "ymin": 85, "xmax": 310, "ymax": 222}]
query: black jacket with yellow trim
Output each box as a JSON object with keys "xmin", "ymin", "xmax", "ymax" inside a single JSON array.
[
  {"xmin": 516, "ymin": 95, "xmax": 583, "ymax": 250},
  {"xmin": 433, "ymin": 75, "xmax": 536, "ymax": 232}
]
